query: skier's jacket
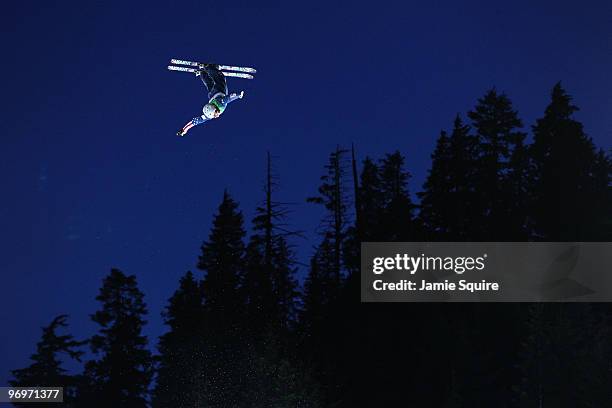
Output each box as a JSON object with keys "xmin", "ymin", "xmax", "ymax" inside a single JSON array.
[{"xmin": 191, "ymin": 92, "xmax": 242, "ymax": 125}]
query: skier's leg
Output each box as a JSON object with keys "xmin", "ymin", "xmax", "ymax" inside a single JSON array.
[
  {"xmin": 198, "ymin": 68, "xmax": 215, "ymax": 94},
  {"xmin": 200, "ymin": 66, "xmax": 228, "ymax": 100}
]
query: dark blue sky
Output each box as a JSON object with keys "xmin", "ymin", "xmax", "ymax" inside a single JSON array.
[{"xmin": 1, "ymin": 0, "xmax": 610, "ymax": 388}]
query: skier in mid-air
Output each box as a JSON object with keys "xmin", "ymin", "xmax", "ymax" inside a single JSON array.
[{"xmin": 176, "ymin": 64, "xmax": 245, "ymax": 136}]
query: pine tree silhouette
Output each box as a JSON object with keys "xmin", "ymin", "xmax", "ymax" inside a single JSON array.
[
  {"xmin": 243, "ymin": 152, "xmax": 300, "ymax": 336},
  {"xmin": 82, "ymin": 269, "xmax": 153, "ymax": 408},
  {"xmin": 419, "ymin": 130, "xmax": 453, "ymax": 239},
  {"xmin": 300, "ymin": 240, "xmax": 337, "ymax": 341},
  {"xmin": 302, "ymin": 146, "xmax": 357, "ymax": 404},
  {"xmin": 244, "ymin": 237, "xmax": 276, "ymax": 331},
  {"xmin": 269, "ymin": 237, "xmax": 300, "ymax": 332},
  {"xmin": 378, "ymin": 151, "xmax": 417, "ymax": 240},
  {"xmin": 357, "ymin": 156, "xmax": 384, "ymax": 241},
  {"xmin": 198, "ymin": 190, "xmax": 246, "ymax": 331},
  {"xmin": 195, "ymin": 191, "xmax": 252, "ymax": 406},
  {"xmin": 468, "ymin": 89, "xmax": 527, "ymax": 240},
  {"xmin": 152, "ymin": 271, "xmax": 205, "ymax": 408},
  {"xmin": 505, "ymin": 130, "xmax": 531, "ymax": 240},
  {"xmin": 530, "ymin": 82, "xmax": 612, "ymax": 241},
  {"xmin": 342, "ymin": 144, "xmax": 363, "ymax": 281},
  {"xmin": 298, "ymin": 240, "xmax": 342, "ymax": 404},
  {"xmin": 307, "ymin": 146, "xmax": 351, "ymax": 286},
  {"xmin": 10, "ymin": 315, "xmax": 85, "ymax": 407},
  {"xmin": 420, "ymin": 116, "xmax": 480, "ymax": 240},
  {"xmin": 196, "ymin": 189, "xmax": 317, "ymax": 406}
]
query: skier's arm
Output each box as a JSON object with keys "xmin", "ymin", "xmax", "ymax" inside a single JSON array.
[
  {"xmin": 220, "ymin": 91, "xmax": 245, "ymax": 105},
  {"xmin": 177, "ymin": 115, "xmax": 209, "ymax": 136}
]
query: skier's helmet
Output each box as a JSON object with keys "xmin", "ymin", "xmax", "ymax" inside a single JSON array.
[{"xmin": 202, "ymin": 104, "xmax": 219, "ymax": 119}]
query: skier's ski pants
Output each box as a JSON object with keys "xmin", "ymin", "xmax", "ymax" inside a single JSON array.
[{"xmin": 200, "ymin": 66, "xmax": 228, "ymax": 101}]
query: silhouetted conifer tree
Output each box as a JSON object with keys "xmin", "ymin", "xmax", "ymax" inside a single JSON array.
[
  {"xmin": 506, "ymin": 134, "xmax": 531, "ymax": 240},
  {"xmin": 446, "ymin": 116, "xmax": 480, "ymax": 232},
  {"xmin": 269, "ymin": 237, "xmax": 300, "ymax": 331},
  {"xmin": 244, "ymin": 238, "xmax": 276, "ymax": 333},
  {"xmin": 341, "ymin": 150, "xmax": 388, "ymax": 295},
  {"xmin": 378, "ymin": 151, "xmax": 417, "ymax": 240},
  {"xmin": 298, "ymin": 239, "xmax": 342, "ymax": 403},
  {"xmin": 342, "ymin": 145, "xmax": 363, "ymax": 280},
  {"xmin": 358, "ymin": 157, "xmax": 384, "ymax": 240},
  {"xmin": 300, "ymin": 240, "xmax": 337, "ymax": 341},
  {"xmin": 530, "ymin": 83, "xmax": 612, "ymax": 240},
  {"xmin": 10, "ymin": 315, "xmax": 85, "ymax": 407},
  {"xmin": 303, "ymin": 146, "xmax": 354, "ymax": 404},
  {"xmin": 152, "ymin": 271, "xmax": 205, "ymax": 408},
  {"xmin": 468, "ymin": 89, "xmax": 527, "ymax": 240},
  {"xmin": 196, "ymin": 191, "xmax": 258, "ymax": 406},
  {"xmin": 307, "ymin": 146, "xmax": 351, "ymax": 285},
  {"xmin": 420, "ymin": 116, "xmax": 480, "ymax": 240},
  {"xmin": 419, "ymin": 130, "xmax": 453, "ymax": 239},
  {"xmin": 244, "ymin": 152, "xmax": 299, "ymax": 335},
  {"xmin": 82, "ymin": 269, "xmax": 153, "ymax": 408},
  {"xmin": 198, "ymin": 190, "xmax": 314, "ymax": 406},
  {"xmin": 198, "ymin": 190, "xmax": 246, "ymax": 331}
]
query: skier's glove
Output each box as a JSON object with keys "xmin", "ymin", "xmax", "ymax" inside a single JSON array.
[{"xmin": 177, "ymin": 129, "xmax": 186, "ymax": 137}]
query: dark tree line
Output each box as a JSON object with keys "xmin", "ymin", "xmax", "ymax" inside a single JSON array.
[{"xmin": 10, "ymin": 83, "xmax": 611, "ymax": 407}]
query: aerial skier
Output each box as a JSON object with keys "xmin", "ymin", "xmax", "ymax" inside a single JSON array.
[{"xmin": 168, "ymin": 59, "xmax": 256, "ymax": 137}]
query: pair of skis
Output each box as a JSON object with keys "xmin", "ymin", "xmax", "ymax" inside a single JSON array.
[{"xmin": 168, "ymin": 58, "xmax": 256, "ymax": 79}]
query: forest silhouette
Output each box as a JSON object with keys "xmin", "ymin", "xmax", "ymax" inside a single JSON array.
[{"xmin": 10, "ymin": 83, "xmax": 611, "ymax": 407}]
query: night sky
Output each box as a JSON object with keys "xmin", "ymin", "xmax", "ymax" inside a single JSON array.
[{"xmin": 1, "ymin": 0, "xmax": 611, "ymax": 388}]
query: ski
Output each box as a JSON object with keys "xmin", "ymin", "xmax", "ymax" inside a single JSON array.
[
  {"xmin": 221, "ymin": 72, "xmax": 254, "ymax": 79},
  {"xmin": 167, "ymin": 65, "xmax": 254, "ymax": 79},
  {"xmin": 167, "ymin": 65, "xmax": 197, "ymax": 73},
  {"xmin": 170, "ymin": 58, "xmax": 257, "ymax": 74}
]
